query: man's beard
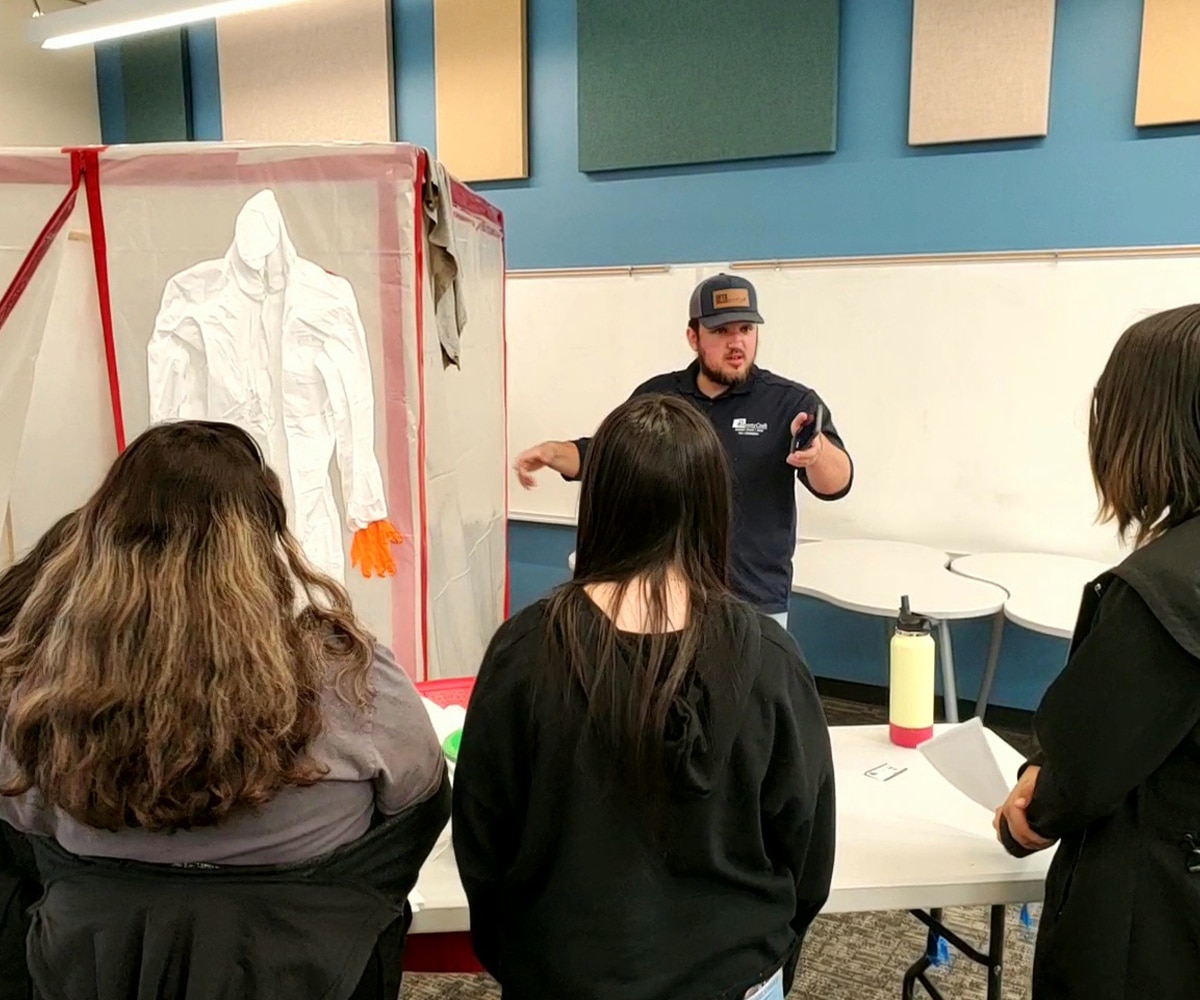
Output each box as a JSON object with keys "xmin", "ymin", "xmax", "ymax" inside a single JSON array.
[{"xmin": 699, "ymin": 354, "xmax": 752, "ymax": 388}]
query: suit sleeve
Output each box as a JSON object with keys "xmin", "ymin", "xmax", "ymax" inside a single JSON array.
[
  {"xmin": 146, "ymin": 279, "xmax": 206, "ymax": 423},
  {"xmin": 451, "ymin": 627, "xmax": 532, "ymax": 979},
  {"xmin": 311, "ymin": 284, "xmax": 389, "ymax": 530},
  {"xmin": 760, "ymin": 647, "xmax": 836, "ymax": 940},
  {"xmin": 1024, "ymin": 580, "xmax": 1200, "ymax": 841}
]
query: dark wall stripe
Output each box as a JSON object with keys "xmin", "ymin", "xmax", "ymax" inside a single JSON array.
[
  {"xmin": 94, "ymin": 24, "xmax": 221, "ymax": 144},
  {"xmin": 394, "ymin": 0, "xmax": 438, "ymax": 149},
  {"xmin": 186, "ymin": 23, "xmax": 223, "ymax": 141},
  {"xmin": 119, "ymin": 30, "xmax": 192, "ymax": 142},
  {"xmin": 95, "ymin": 41, "xmax": 127, "ymax": 144}
]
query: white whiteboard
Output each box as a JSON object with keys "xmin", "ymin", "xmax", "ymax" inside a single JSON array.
[{"xmin": 506, "ymin": 251, "xmax": 1200, "ymax": 563}]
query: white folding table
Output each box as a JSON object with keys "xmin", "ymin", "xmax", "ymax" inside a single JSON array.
[
  {"xmin": 792, "ymin": 541, "xmax": 1007, "ymax": 723},
  {"xmin": 409, "ymin": 724, "xmax": 1053, "ymax": 999},
  {"xmin": 949, "ymin": 552, "xmax": 1111, "ymax": 718}
]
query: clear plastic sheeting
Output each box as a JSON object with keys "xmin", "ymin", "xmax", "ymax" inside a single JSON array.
[
  {"xmin": 9, "ymin": 229, "xmax": 116, "ymax": 556},
  {"xmin": 0, "ymin": 231, "xmax": 63, "ymax": 565},
  {"xmin": 420, "ymin": 195, "xmax": 507, "ymax": 680},
  {"xmin": 0, "ymin": 144, "xmax": 508, "ymax": 681}
]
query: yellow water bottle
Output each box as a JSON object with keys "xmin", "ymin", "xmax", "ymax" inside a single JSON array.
[{"xmin": 889, "ymin": 595, "xmax": 935, "ymax": 748}]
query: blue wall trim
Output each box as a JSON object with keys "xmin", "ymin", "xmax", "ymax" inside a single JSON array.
[
  {"xmin": 397, "ymin": 0, "xmax": 1200, "ymax": 270},
  {"xmin": 94, "ymin": 42, "xmax": 126, "ymax": 144},
  {"xmin": 186, "ymin": 23, "xmax": 223, "ymax": 141},
  {"xmin": 393, "ymin": 0, "xmax": 437, "ymax": 150}
]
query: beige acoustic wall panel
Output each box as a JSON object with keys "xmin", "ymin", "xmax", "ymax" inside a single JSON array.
[
  {"xmin": 434, "ymin": 0, "xmax": 527, "ymax": 181},
  {"xmin": 1135, "ymin": 0, "xmax": 1200, "ymax": 126},
  {"xmin": 909, "ymin": 0, "xmax": 1056, "ymax": 145},
  {"xmin": 218, "ymin": 0, "xmax": 394, "ymax": 142}
]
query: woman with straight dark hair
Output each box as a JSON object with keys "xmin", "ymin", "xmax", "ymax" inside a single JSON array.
[
  {"xmin": 453, "ymin": 393, "xmax": 835, "ymax": 1000},
  {"xmin": 996, "ymin": 304, "xmax": 1200, "ymax": 999}
]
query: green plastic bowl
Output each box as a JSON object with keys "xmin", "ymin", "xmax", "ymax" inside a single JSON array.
[{"xmin": 443, "ymin": 729, "xmax": 462, "ymax": 763}]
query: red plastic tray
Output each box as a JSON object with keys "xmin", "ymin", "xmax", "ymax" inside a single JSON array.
[{"xmin": 416, "ymin": 676, "xmax": 476, "ymax": 709}]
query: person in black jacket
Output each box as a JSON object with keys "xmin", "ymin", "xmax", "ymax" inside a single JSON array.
[
  {"xmin": 0, "ymin": 510, "xmax": 77, "ymax": 1000},
  {"xmin": 995, "ymin": 303, "xmax": 1200, "ymax": 1000},
  {"xmin": 453, "ymin": 393, "xmax": 836, "ymax": 1000}
]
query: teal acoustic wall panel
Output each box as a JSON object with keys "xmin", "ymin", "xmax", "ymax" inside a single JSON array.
[
  {"xmin": 577, "ymin": 0, "xmax": 840, "ymax": 172},
  {"xmin": 120, "ymin": 30, "xmax": 192, "ymax": 142}
]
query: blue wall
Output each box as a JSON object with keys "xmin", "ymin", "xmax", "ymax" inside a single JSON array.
[{"xmin": 397, "ymin": 0, "xmax": 1200, "ymax": 270}]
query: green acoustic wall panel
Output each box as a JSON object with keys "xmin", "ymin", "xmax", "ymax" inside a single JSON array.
[
  {"xmin": 120, "ymin": 30, "xmax": 192, "ymax": 142},
  {"xmin": 577, "ymin": 0, "xmax": 840, "ymax": 172}
]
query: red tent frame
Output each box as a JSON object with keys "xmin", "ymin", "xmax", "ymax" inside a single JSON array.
[{"xmin": 0, "ymin": 144, "xmax": 511, "ymax": 678}]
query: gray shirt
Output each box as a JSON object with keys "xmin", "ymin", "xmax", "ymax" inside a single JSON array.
[{"xmin": 0, "ymin": 644, "xmax": 445, "ymax": 865}]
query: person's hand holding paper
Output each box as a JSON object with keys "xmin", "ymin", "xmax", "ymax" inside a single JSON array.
[
  {"xmin": 917, "ymin": 717, "xmax": 1012, "ymax": 812},
  {"xmin": 918, "ymin": 718, "xmax": 1056, "ymax": 857},
  {"xmin": 994, "ymin": 766, "xmax": 1055, "ymax": 854}
]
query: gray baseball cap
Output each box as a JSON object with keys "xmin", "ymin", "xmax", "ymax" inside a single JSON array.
[{"xmin": 689, "ymin": 273, "xmax": 764, "ymax": 328}]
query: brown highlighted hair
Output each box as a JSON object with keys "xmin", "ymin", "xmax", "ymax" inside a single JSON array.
[
  {"xmin": 0, "ymin": 420, "xmax": 374, "ymax": 833},
  {"xmin": 544, "ymin": 393, "xmax": 734, "ymax": 801},
  {"xmin": 1090, "ymin": 303, "xmax": 1200, "ymax": 547},
  {"xmin": 0, "ymin": 511, "xmax": 78, "ymax": 636}
]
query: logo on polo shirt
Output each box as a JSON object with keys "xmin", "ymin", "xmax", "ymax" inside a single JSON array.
[{"xmin": 732, "ymin": 417, "xmax": 768, "ymax": 437}]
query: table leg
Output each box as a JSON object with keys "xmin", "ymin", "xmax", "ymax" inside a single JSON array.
[
  {"xmin": 985, "ymin": 903, "xmax": 1006, "ymax": 1000},
  {"xmin": 902, "ymin": 905, "xmax": 1007, "ymax": 1000},
  {"xmin": 935, "ymin": 620, "xmax": 960, "ymax": 723},
  {"xmin": 974, "ymin": 611, "xmax": 1005, "ymax": 721}
]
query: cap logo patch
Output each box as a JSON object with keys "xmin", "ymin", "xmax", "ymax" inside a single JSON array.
[{"xmin": 712, "ymin": 289, "xmax": 750, "ymax": 309}]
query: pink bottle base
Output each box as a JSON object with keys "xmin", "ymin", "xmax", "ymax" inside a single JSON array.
[{"xmin": 890, "ymin": 723, "xmax": 934, "ymax": 748}]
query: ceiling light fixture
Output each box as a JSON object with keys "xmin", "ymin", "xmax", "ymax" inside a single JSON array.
[{"xmin": 28, "ymin": 0, "xmax": 303, "ymax": 50}]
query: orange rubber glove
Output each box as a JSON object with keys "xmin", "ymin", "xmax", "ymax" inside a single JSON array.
[{"xmin": 351, "ymin": 519, "xmax": 404, "ymax": 579}]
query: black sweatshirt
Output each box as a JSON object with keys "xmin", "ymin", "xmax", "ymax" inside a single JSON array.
[
  {"xmin": 451, "ymin": 599, "xmax": 835, "ymax": 1000},
  {"xmin": 1001, "ymin": 516, "xmax": 1200, "ymax": 1000}
]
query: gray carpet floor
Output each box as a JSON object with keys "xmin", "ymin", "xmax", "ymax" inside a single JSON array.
[{"xmin": 405, "ymin": 696, "xmax": 1040, "ymax": 999}]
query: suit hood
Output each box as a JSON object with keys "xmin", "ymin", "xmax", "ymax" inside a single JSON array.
[
  {"xmin": 1113, "ymin": 513, "xmax": 1200, "ymax": 661},
  {"xmin": 226, "ymin": 189, "xmax": 297, "ymax": 299}
]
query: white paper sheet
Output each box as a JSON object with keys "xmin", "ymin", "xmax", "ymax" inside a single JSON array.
[
  {"xmin": 918, "ymin": 717, "xmax": 1012, "ymax": 811},
  {"xmin": 743, "ymin": 968, "xmax": 785, "ymax": 1000}
]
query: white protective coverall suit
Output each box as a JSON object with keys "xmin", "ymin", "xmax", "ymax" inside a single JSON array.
[{"xmin": 146, "ymin": 189, "xmax": 393, "ymax": 583}]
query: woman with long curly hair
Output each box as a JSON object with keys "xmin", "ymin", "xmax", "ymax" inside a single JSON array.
[
  {"xmin": 0, "ymin": 419, "xmax": 444, "ymax": 864},
  {"xmin": 0, "ymin": 510, "xmax": 77, "ymax": 999}
]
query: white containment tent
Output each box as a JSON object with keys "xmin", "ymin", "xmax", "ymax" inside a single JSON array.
[{"xmin": 0, "ymin": 143, "xmax": 508, "ymax": 682}]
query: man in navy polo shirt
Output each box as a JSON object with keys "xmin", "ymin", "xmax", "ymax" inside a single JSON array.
[{"xmin": 514, "ymin": 274, "xmax": 853, "ymax": 628}]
